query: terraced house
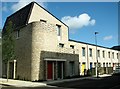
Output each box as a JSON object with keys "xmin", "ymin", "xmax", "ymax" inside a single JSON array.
[{"xmin": 2, "ymin": 2, "xmax": 120, "ymax": 81}]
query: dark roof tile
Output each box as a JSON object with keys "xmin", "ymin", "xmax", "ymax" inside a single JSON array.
[{"xmin": 3, "ymin": 2, "xmax": 34, "ymax": 32}]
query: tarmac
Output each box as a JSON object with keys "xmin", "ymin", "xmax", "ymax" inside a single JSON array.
[{"xmin": 0, "ymin": 74, "xmax": 112, "ymax": 88}]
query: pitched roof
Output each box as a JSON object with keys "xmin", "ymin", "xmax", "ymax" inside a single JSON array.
[
  {"xmin": 3, "ymin": 2, "xmax": 34, "ymax": 32},
  {"xmin": 3, "ymin": 2, "xmax": 68, "ymax": 32},
  {"xmin": 111, "ymin": 46, "xmax": 120, "ymax": 51}
]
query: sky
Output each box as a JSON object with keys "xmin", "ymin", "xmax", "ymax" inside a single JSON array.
[{"xmin": 0, "ymin": 0, "xmax": 119, "ymax": 48}]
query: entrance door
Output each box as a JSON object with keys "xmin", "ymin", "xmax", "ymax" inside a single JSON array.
[
  {"xmin": 57, "ymin": 62, "xmax": 62, "ymax": 79},
  {"xmin": 82, "ymin": 63, "xmax": 85, "ymax": 75},
  {"xmin": 90, "ymin": 63, "xmax": 92, "ymax": 69},
  {"xmin": 47, "ymin": 61, "xmax": 53, "ymax": 79},
  {"xmin": 9, "ymin": 62, "xmax": 14, "ymax": 79}
]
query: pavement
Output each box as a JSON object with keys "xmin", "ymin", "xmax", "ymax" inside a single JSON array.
[
  {"xmin": 0, "ymin": 74, "xmax": 112, "ymax": 87},
  {"xmin": 0, "ymin": 78, "xmax": 46, "ymax": 87}
]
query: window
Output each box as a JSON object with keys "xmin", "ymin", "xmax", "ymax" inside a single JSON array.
[
  {"xmin": 59, "ymin": 43, "xmax": 64, "ymax": 48},
  {"xmin": 40, "ymin": 19, "xmax": 46, "ymax": 23},
  {"xmin": 70, "ymin": 45, "xmax": 74, "ymax": 49},
  {"xmin": 112, "ymin": 52, "xmax": 114, "ymax": 59},
  {"xmin": 117, "ymin": 53, "xmax": 118, "ymax": 59},
  {"xmin": 89, "ymin": 48, "xmax": 92, "ymax": 57},
  {"xmin": 103, "ymin": 51, "xmax": 105, "ymax": 58},
  {"xmin": 94, "ymin": 63, "xmax": 96, "ymax": 67},
  {"xmin": 90, "ymin": 62, "xmax": 92, "ymax": 69},
  {"xmin": 108, "ymin": 52, "xmax": 110, "ymax": 58},
  {"xmin": 40, "ymin": 19, "xmax": 46, "ymax": 26},
  {"xmin": 69, "ymin": 61, "xmax": 75, "ymax": 76},
  {"xmin": 106, "ymin": 63, "xmax": 108, "ymax": 67},
  {"xmin": 97, "ymin": 50, "xmax": 100, "ymax": 57},
  {"xmin": 103, "ymin": 63, "xmax": 105, "ymax": 67},
  {"xmin": 56, "ymin": 25, "xmax": 61, "ymax": 36},
  {"xmin": 109, "ymin": 63, "xmax": 111, "ymax": 67},
  {"xmin": 82, "ymin": 47, "xmax": 85, "ymax": 56},
  {"xmin": 16, "ymin": 30, "xmax": 20, "ymax": 39}
]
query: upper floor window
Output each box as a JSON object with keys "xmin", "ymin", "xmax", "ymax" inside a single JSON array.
[
  {"xmin": 59, "ymin": 43, "xmax": 64, "ymax": 48},
  {"xmin": 40, "ymin": 19, "xmax": 46, "ymax": 26},
  {"xmin": 108, "ymin": 52, "xmax": 110, "ymax": 58},
  {"xmin": 109, "ymin": 63, "xmax": 111, "ymax": 67},
  {"xmin": 70, "ymin": 45, "xmax": 74, "ymax": 49},
  {"xmin": 117, "ymin": 53, "xmax": 119, "ymax": 59},
  {"xmin": 103, "ymin": 63, "xmax": 105, "ymax": 67},
  {"xmin": 103, "ymin": 51, "xmax": 105, "ymax": 58},
  {"xmin": 106, "ymin": 63, "xmax": 108, "ymax": 67},
  {"xmin": 40, "ymin": 19, "xmax": 46, "ymax": 23},
  {"xmin": 16, "ymin": 30, "xmax": 20, "ymax": 39},
  {"xmin": 56, "ymin": 25, "xmax": 61, "ymax": 36},
  {"xmin": 82, "ymin": 47, "xmax": 85, "ymax": 56},
  {"xmin": 97, "ymin": 50, "xmax": 100, "ymax": 57},
  {"xmin": 89, "ymin": 48, "xmax": 92, "ymax": 57},
  {"xmin": 112, "ymin": 52, "xmax": 114, "ymax": 59}
]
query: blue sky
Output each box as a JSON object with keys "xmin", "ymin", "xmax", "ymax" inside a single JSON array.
[{"xmin": 1, "ymin": 1, "xmax": 119, "ymax": 48}]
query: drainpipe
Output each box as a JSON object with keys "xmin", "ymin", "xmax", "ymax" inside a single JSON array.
[{"xmin": 87, "ymin": 44, "xmax": 89, "ymax": 75}]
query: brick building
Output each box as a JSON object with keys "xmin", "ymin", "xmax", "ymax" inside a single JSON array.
[{"xmin": 2, "ymin": 2, "xmax": 120, "ymax": 81}]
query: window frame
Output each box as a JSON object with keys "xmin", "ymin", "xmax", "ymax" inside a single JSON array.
[
  {"xmin": 89, "ymin": 48, "xmax": 92, "ymax": 57},
  {"xmin": 70, "ymin": 45, "xmax": 74, "ymax": 49},
  {"xmin": 97, "ymin": 50, "xmax": 100, "ymax": 57},
  {"xmin": 82, "ymin": 47, "xmax": 85, "ymax": 57},
  {"xmin": 112, "ymin": 52, "xmax": 114, "ymax": 59},
  {"xmin": 59, "ymin": 43, "xmax": 64, "ymax": 48},
  {"xmin": 108, "ymin": 52, "xmax": 110, "ymax": 58},
  {"xmin": 56, "ymin": 24, "xmax": 61, "ymax": 36},
  {"xmin": 117, "ymin": 53, "xmax": 118, "ymax": 59},
  {"xmin": 103, "ymin": 51, "xmax": 105, "ymax": 58}
]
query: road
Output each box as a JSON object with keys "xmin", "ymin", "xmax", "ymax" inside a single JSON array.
[{"xmin": 1, "ymin": 75, "xmax": 120, "ymax": 89}]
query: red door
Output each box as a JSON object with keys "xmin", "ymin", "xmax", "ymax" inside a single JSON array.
[{"xmin": 47, "ymin": 61, "xmax": 53, "ymax": 79}]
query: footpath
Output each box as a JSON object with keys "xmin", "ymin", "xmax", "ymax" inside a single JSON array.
[{"xmin": 0, "ymin": 74, "xmax": 111, "ymax": 87}]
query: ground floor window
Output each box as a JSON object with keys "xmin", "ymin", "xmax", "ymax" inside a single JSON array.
[{"xmin": 69, "ymin": 61, "xmax": 75, "ymax": 76}]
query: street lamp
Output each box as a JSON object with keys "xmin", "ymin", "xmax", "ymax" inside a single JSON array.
[{"xmin": 95, "ymin": 32, "xmax": 99, "ymax": 77}]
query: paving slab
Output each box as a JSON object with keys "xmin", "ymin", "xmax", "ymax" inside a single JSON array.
[
  {"xmin": 0, "ymin": 74, "xmax": 112, "ymax": 87},
  {"xmin": 0, "ymin": 78, "xmax": 46, "ymax": 87}
]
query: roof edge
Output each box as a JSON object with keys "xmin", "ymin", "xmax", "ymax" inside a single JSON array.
[
  {"xmin": 69, "ymin": 39, "xmax": 119, "ymax": 51},
  {"xmin": 33, "ymin": 2, "xmax": 68, "ymax": 27}
]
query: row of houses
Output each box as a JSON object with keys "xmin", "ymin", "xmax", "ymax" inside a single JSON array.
[{"xmin": 2, "ymin": 2, "xmax": 120, "ymax": 81}]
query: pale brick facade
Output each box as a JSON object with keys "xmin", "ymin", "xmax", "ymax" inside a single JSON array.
[{"xmin": 2, "ymin": 2, "xmax": 120, "ymax": 81}]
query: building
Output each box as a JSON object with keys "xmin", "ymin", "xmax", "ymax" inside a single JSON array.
[
  {"xmin": 112, "ymin": 46, "xmax": 120, "ymax": 51},
  {"xmin": 2, "ymin": 2, "xmax": 120, "ymax": 81},
  {"xmin": 0, "ymin": 31, "xmax": 2, "ymax": 77}
]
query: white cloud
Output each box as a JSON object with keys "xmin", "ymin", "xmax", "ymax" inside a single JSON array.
[
  {"xmin": 11, "ymin": 0, "xmax": 47, "ymax": 12},
  {"xmin": 103, "ymin": 35, "xmax": 113, "ymax": 41},
  {"xmin": 61, "ymin": 13, "xmax": 96, "ymax": 30}
]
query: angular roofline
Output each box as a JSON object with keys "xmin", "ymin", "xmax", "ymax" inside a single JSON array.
[
  {"xmin": 7, "ymin": 2, "xmax": 33, "ymax": 21},
  {"xmin": 6, "ymin": 2, "xmax": 68, "ymax": 28},
  {"xmin": 33, "ymin": 2, "xmax": 68, "ymax": 27},
  {"xmin": 69, "ymin": 39, "xmax": 119, "ymax": 51},
  {"xmin": 2, "ymin": 2, "xmax": 34, "ymax": 32}
]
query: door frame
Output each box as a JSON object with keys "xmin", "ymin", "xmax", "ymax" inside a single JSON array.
[{"xmin": 45, "ymin": 59, "xmax": 66, "ymax": 80}]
